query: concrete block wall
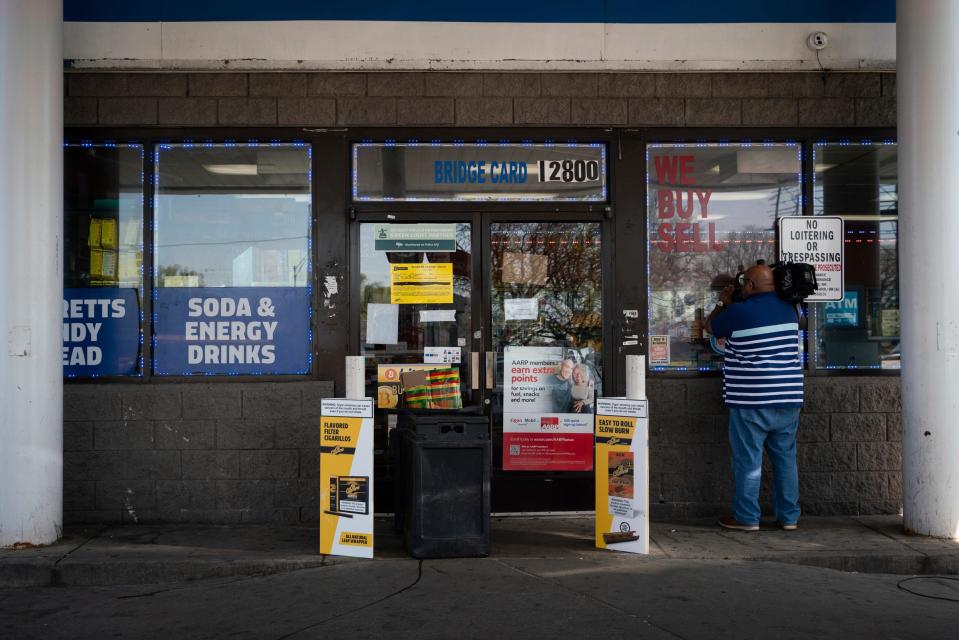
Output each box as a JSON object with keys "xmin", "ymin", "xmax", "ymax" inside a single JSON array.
[
  {"xmin": 647, "ymin": 377, "xmax": 902, "ymax": 520},
  {"xmin": 63, "ymin": 382, "xmax": 333, "ymax": 524},
  {"xmin": 65, "ymin": 71, "xmax": 896, "ymax": 127},
  {"xmin": 63, "ymin": 376, "xmax": 901, "ymax": 523}
]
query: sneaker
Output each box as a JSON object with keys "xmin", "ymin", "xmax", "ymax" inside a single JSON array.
[
  {"xmin": 779, "ymin": 522, "xmax": 799, "ymax": 531},
  {"xmin": 718, "ymin": 516, "xmax": 759, "ymax": 532}
]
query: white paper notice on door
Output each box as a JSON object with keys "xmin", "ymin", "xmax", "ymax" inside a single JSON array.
[
  {"xmin": 504, "ymin": 298, "xmax": 539, "ymax": 321},
  {"xmin": 419, "ymin": 309, "xmax": 457, "ymax": 323},
  {"xmin": 424, "ymin": 346, "xmax": 461, "ymax": 364},
  {"xmin": 366, "ymin": 303, "xmax": 399, "ymax": 344}
]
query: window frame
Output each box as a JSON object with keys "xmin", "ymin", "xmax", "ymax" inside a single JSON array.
[
  {"xmin": 64, "ymin": 128, "xmax": 322, "ymax": 383},
  {"xmin": 644, "ymin": 140, "xmax": 803, "ymax": 374},
  {"xmin": 63, "ymin": 141, "xmax": 147, "ymax": 379},
  {"xmin": 628, "ymin": 126, "xmax": 898, "ymax": 379},
  {"xmin": 808, "ymin": 139, "xmax": 900, "ymax": 373},
  {"xmin": 150, "ymin": 141, "xmax": 314, "ymax": 377}
]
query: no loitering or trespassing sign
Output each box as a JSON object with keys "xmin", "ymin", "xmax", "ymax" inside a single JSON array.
[{"xmin": 778, "ymin": 216, "xmax": 845, "ymax": 302}]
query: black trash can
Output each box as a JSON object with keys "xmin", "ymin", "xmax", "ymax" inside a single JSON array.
[{"xmin": 395, "ymin": 408, "xmax": 491, "ymax": 559}]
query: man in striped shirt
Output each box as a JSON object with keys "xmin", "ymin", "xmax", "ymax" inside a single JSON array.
[{"xmin": 706, "ymin": 263, "xmax": 803, "ymax": 532}]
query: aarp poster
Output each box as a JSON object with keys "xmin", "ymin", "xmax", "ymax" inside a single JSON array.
[{"xmin": 502, "ymin": 346, "xmax": 597, "ymax": 471}]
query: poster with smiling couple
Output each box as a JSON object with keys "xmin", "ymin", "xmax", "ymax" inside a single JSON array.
[{"xmin": 502, "ymin": 346, "xmax": 601, "ymax": 471}]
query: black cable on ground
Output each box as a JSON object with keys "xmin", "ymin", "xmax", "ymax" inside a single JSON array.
[
  {"xmin": 896, "ymin": 576, "xmax": 959, "ymax": 603},
  {"xmin": 274, "ymin": 559, "xmax": 424, "ymax": 640}
]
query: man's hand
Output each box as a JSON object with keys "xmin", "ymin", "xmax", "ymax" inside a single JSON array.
[{"xmin": 706, "ymin": 285, "xmax": 735, "ymax": 336}]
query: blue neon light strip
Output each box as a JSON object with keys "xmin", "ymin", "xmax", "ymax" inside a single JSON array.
[{"xmin": 65, "ymin": 0, "xmax": 895, "ymax": 24}]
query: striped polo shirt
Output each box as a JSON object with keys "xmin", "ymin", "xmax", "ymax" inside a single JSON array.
[{"xmin": 710, "ymin": 292, "xmax": 803, "ymax": 407}]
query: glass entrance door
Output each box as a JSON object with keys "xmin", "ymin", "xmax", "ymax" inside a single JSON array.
[
  {"xmin": 358, "ymin": 217, "xmax": 604, "ymax": 513},
  {"xmin": 486, "ymin": 222, "xmax": 603, "ymax": 511},
  {"xmin": 359, "ymin": 221, "xmax": 476, "ymax": 408}
]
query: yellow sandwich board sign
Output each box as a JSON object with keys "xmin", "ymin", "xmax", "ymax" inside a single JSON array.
[
  {"xmin": 320, "ymin": 398, "xmax": 374, "ymax": 558},
  {"xmin": 594, "ymin": 397, "xmax": 649, "ymax": 554}
]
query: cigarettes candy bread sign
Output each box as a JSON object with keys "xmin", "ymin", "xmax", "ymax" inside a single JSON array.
[
  {"xmin": 320, "ymin": 398, "xmax": 374, "ymax": 558},
  {"xmin": 595, "ymin": 397, "xmax": 649, "ymax": 555}
]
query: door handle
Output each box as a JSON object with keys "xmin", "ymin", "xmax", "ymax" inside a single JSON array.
[
  {"xmin": 485, "ymin": 351, "xmax": 495, "ymax": 390},
  {"xmin": 470, "ymin": 351, "xmax": 480, "ymax": 390}
]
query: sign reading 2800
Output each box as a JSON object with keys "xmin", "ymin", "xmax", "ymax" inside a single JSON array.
[{"xmin": 537, "ymin": 159, "xmax": 601, "ymax": 183}]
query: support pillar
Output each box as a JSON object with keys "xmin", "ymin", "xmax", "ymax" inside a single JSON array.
[
  {"xmin": 345, "ymin": 356, "xmax": 366, "ymax": 399},
  {"xmin": 898, "ymin": 0, "xmax": 959, "ymax": 538},
  {"xmin": 0, "ymin": 0, "xmax": 63, "ymax": 546}
]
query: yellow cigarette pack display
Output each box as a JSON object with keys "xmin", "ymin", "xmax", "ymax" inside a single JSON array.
[
  {"xmin": 88, "ymin": 219, "xmax": 102, "ymax": 248},
  {"xmin": 100, "ymin": 250, "xmax": 118, "ymax": 277},
  {"xmin": 90, "ymin": 249, "xmax": 104, "ymax": 276},
  {"xmin": 99, "ymin": 218, "xmax": 118, "ymax": 249}
]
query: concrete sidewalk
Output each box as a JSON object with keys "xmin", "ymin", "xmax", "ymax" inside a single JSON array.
[{"xmin": 2, "ymin": 515, "xmax": 958, "ymax": 588}]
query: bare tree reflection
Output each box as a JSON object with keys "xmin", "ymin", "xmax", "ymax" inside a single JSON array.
[{"xmin": 490, "ymin": 223, "xmax": 603, "ymax": 376}]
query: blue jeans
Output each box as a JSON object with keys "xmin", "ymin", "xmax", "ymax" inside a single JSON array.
[{"xmin": 728, "ymin": 406, "xmax": 801, "ymax": 526}]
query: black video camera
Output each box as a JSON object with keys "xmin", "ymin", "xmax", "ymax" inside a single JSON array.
[{"xmin": 732, "ymin": 260, "xmax": 818, "ymax": 304}]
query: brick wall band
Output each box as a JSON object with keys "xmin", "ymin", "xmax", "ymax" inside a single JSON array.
[{"xmin": 65, "ymin": 71, "xmax": 896, "ymax": 128}]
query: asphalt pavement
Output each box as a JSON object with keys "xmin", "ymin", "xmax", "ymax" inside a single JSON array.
[{"xmin": 3, "ymin": 515, "xmax": 959, "ymax": 639}]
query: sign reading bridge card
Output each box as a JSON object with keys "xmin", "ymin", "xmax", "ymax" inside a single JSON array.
[{"xmin": 153, "ymin": 287, "xmax": 311, "ymax": 375}]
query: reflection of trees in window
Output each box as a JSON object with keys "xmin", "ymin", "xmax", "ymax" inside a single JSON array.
[
  {"xmin": 158, "ymin": 264, "xmax": 204, "ymax": 287},
  {"xmin": 879, "ymin": 226, "xmax": 899, "ymax": 311},
  {"xmin": 491, "ymin": 223, "xmax": 602, "ymax": 353},
  {"xmin": 648, "ymin": 226, "xmax": 773, "ymax": 305}
]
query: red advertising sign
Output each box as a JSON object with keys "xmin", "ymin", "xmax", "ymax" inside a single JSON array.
[{"xmin": 502, "ymin": 346, "xmax": 596, "ymax": 471}]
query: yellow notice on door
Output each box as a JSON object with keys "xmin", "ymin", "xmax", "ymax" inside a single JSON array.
[{"xmin": 390, "ymin": 263, "xmax": 454, "ymax": 304}]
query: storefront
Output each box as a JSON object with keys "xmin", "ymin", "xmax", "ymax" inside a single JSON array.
[
  {"xmin": 61, "ymin": 110, "xmax": 901, "ymax": 522},
  {"xmin": 15, "ymin": 0, "xmax": 959, "ymax": 548}
]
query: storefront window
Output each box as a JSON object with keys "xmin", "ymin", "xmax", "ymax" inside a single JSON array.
[
  {"xmin": 646, "ymin": 143, "xmax": 802, "ymax": 371},
  {"xmin": 152, "ymin": 143, "xmax": 312, "ymax": 375},
  {"xmin": 64, "ymin": 144, "xmax": 144, "ymax": 377},
  {"xmin": 812, "ymin": 143, "xmax": 899, "ymax": 369}
]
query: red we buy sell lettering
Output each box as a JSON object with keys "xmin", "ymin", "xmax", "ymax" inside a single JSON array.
[{"xmin": 653, "ymin": 155, "xmax": 722, "ymax": 253}]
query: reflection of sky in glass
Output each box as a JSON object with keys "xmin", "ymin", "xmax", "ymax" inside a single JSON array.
[
  {"xmin": 647, "ymin": 144, "xmax": 801, "ymax": 240},
  {"xmin": 154, "ymin": 144, "xmax": 310, "ymax": 288},
  {"xmin": 360, "ymin": 226, "xmax": 389, "ymax": 286},
  {"xmin": 156, "ymin": 194, "xmax": 309, "ymax": 286}
]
